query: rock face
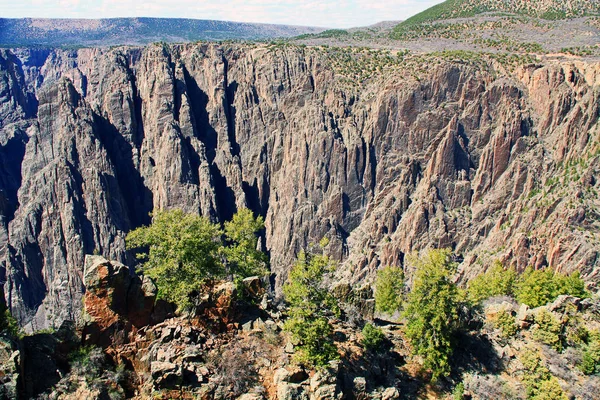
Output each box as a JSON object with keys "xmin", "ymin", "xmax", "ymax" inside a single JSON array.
[
  {"xmin": 1, "ymin": 44, "xmax": 600, "ymax": 331},
  {"xmin": 82, "ymin": 255, "xmax": 164, "ymax": 348}
]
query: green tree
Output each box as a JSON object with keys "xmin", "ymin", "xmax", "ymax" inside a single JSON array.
[
  {"xmin": 491, "ymin": 308, "xmax": 518, "ymax": 338},
  {"xmin": 520, "ymin": 346, "xmax": 568, "ymax": 399},
  {"xmin": 374, "ymin": 266, "xmax": 404, "ymax": 315},
  {"xmin": 531, "ymin": 309, "xmax": 563, "ymax": 351},
  {"xmin": 515, "ymin": 268, "xmax": 556, "ymax": 308},
  {"xmin": 126, "ymin": 209, "xmax": 224, "ymax": 311},
  {"xmin": 580, "ymin": 330, "xmax": 600, "ymax": 375},
  {"xmin": 283, "ymin": 246, "xmax": 340, "ymax": 367},
  {"xmin": 556, "ymin": 271, "xmax": 588, "ymax": 299},
  {"xmin": 515, "ymin": 268, "xmax": 589, "ymax": 308},
  {"xmin": 222, "ymin": 208, "xmax": 268, "ymax": 284},
  {"xmin": 403, "ymin": 248, "xmax": 459, "ymax": 381},
  {"xmin": 361, "ymin": 323, "xmax": 385, "ymax": 351},
  {"xmin": 467, "ymin": 261, "xmax": 516, "ymax": 305}
]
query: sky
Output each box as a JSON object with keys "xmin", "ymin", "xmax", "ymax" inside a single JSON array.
[{"xmin": 0, "ymin": 0, "xmax": 443, "ymax": 29}]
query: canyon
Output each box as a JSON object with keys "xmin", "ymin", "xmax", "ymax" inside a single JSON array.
[{"xmin": 0, "ymin": 43, "xmax": 599, "ymax": 333}]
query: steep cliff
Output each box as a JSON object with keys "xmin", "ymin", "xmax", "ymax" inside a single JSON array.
[{"xmin": 0, "ymin": 43, "xmax": 599, "ymax": 331}]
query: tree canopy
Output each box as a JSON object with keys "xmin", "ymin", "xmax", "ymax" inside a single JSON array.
[
  {"xmin": 403, "ymin": 248, "xmax": 460, "ymax": 381},
  {"xmin": 374, "ymin": 265, "xmax": 404, "ymax": 315},
  {"xmin": 126, "ymin": 208, "xmax": 268, "ymax": 311},
  {"xmin": 283, "ymin": 243, "xmax": 340, "ymax": 367}
]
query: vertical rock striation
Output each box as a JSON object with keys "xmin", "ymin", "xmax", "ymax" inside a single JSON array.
[{"xmin": 0, "ymin": 44, "xmax": 599, "ymax": 331}]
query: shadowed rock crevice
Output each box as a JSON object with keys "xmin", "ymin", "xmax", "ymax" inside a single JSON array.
[
  {"xmin": 0, "ymin": 130, "xmax": 28, "ymax": 225},
  {"xmin": 92, "ymin": 113, "xmax": 152, "ymax": 228}
]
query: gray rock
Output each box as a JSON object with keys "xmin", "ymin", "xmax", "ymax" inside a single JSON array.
[
  {"xmin": 382, "ymin": 387, "xmax": 400, "ymax": 400},
  {"xmin": 353, "ymin": 377, "xmax": 367, "ymax": 393},
  {"xmin": 1, "ymin": 45, "xmax": 599, "ymax": 333}
]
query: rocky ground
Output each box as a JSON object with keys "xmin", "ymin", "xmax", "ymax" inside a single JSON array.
[{"xmin": 1, "ymin": 255, "xmax": 599, "ymax": 399}]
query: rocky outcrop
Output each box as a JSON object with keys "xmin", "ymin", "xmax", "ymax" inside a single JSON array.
[
  {"xmin": 82, "ymin": 255, "xmax": 167, "ymax": 348},
  {"xmin": 0, "ymin": 336, "xmax": 20, "ymax": 400},
  {"xmin": 1, "ymin": 44, "xmax": 600, "ymax": 331}
]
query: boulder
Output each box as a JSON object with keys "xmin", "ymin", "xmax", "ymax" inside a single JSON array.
[
  {"xmin": 547, "ymin": 295, "xmax": 580, "ymax": 313},
  {"xmin": 82, "ymin": 256, "xmax": 159, "ymax": 348},
  {"xmin": 353, "ymin": 377, "xmax": 367, "ymax": 393},
  {"xmin": 151, "ymin": 361, "xmax": 183, "ymax": 388},
  {"xmin": 382, "ymin": 387, "xmax": 400, "ymax": 400},
  {"xmin": 242, "ymin": 276, "xmax": 265, "ymax": 300}
]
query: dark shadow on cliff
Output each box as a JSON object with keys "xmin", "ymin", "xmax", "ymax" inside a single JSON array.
[
  {"xmin": 0, "ymin": 131, "xmax": 28, "ymax": 225},
  {"xmin": 181, "ymin": 65, "xmax": 237, "ymax": 221},
  {"xmin": 92, "ymin": 113, "xmax": 153, "ymax": 229},
  {"xmin": 336, "ymin": 331, "xmax": 424, "ymax": 399},
  {"xmin": 20, "ymin": 321, "xmax": 79, "ymax": 398}
]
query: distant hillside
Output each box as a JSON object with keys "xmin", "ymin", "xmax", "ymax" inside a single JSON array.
[
  {"xmin": 400, "ymin": 0, "xmax": 600, "ymax": 27},
  {"xmin": 0, "ymin": 18, "xmax": 325, "ymax": 47}
]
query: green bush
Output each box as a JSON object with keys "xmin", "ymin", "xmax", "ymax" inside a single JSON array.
[
  {"xmin": 467, "ymin": 261, "xmax": 516, "ymax": 305},
  {"xmin": 283, "ymin": 246, "xmax": 340, "ymax": 367},
  {"xmin": 0, "ymin": 291, "xmax": 20, "ymax": 337},
  {"xmin": 361, "ymin": 323, "xmax": 385, "ymax": 351},
  {"xmin": 492, "ymin": 308, "xmax": 518, "ymax": 338},
  {"xmin": 452, "ymin": 382, "xmax": 465, "ymax": 400},
  {"xmin": 531, "ymin": 309, "xmax": 564, "ymax": 351},
  {"xmin": 515, "ymin": 268, "xmax": 588, "ymax": 308},
  {"xmin": 580, "ymin": 331, "xmax": 600, "ymax": 375},
  {"xmin": 221, "ymin": 208, "xmax": 269, "ymax": 285},
  {"xmin": 403, "ymin": 249, "xmax": 460, "ymax": 381},
  {"xmin": 532, "ymin": 377, "xmax": 568, "ymax": 400},
  {"xmin": 126, "ymin": 209, "xmax": 224, "ymax": 311},
  {"xmin": 519, "ymin": 346, "xmax": 568, "ymax": 399},
  {"xmin": 126, "ymin": 208, "xmax": 269, "ymax": 312},
  {"xmin": 374, "ymin": 266, "xmax": 404, "ymax": 315}
]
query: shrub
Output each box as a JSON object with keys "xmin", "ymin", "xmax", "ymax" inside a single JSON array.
[
  {"xmin": 209, "ymin": 339, "xmax": 258, "ymax": 397},
  {"xmin": 520, "ymin": 346, "xmax": 568, "ymax": 399},
  {"xmin": 403, "ymin": 249, "xmax": 460, "ymax": 381},
  {"xmin": 515, "ymin": 268, "xmax": 588, "ymax": 308},
  {"xmin": 452, "ymin": 382, "xmax": 465, "ymax": 400},
  {"xmin": 374, "ymin": 266, "xmax": 404, "ymax": 315},
  {"xmin": 126, "ymin": 209, "xmax": 224, "ymax": 311},
  {"xmin": 532, "ymin": 377, "xmax": 568, "ymax": 400},
  {"xmin": 491, "ymin": 308, "xmax": 518, "ymax": 338},
  {"xmin": 222, "ymin": 208, "xmax": 269, "ymax": 285},
  {"xmin": 361, "ymin": 323, "xmax": 385, "ymax": 351},
  {"xmin": 580, "ymin": 331, "xmax": 600, "ymax": 375},
  {"xmin": 283, "ymin": 246, "xmax": 340, "ymax": 367},
  {"xmin": 531, "ymin": 309, "xmax": 564, "ymax": 351},
  {"xmin": 520, "ymin": 346, "xmax": 551, "ymax": 397},
  {"xmin": 464, "ymin": 373, "xmax": 515, "ymax": 400},
  {"xmin": 467, "ymin": 261, "xmax": 516, "ymax": 305}
]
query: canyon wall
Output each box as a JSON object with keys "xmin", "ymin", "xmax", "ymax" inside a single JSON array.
[{"xmin": 0, "ymin": 44, "xmax": 599, "ymax": 331}]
